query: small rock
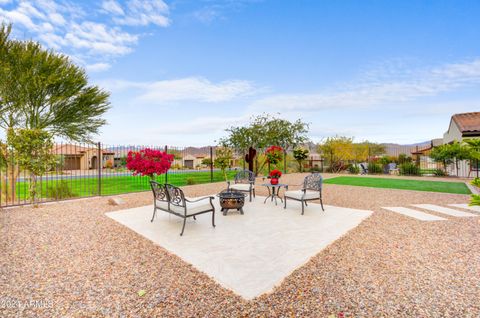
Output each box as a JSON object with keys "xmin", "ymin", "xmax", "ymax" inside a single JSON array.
[{"xmin": 108, "ymin": 197, "xmax": 125, "ymax": 206}]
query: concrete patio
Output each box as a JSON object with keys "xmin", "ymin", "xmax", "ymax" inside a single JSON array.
[{"xmin": 106, "ymin": 196, "xmax": 373, "ymax": 299}]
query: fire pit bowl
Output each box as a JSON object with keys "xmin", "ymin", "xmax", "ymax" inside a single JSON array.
[{"xmin": 216, "ymin": 190, "xmax": 247, "ymax": 215}]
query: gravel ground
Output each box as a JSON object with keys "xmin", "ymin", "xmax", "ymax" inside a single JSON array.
[{"xmin": 1, "ymin": 173, "xmax": 479, "ymax": 317}]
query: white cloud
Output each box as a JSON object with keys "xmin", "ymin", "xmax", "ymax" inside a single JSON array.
[
  {"xmin": 103, "ymin": 77, "xmax": 259, "ymax": 103},
  {"xmin": 86, "ymin": 62, "xmax": 111, "ymax": 72},
  {"xmin": 250, "ymin": 59, "xmax": 480, "ymax": 111},
  {"xmin": 148, "ymin": 115, "xmax": 248, "ymax": 135},
  {"xmin": 101, "ymin": 0, "xmax": 124, "ymax": 16},
  {"xmin": 0, "ymin": 0, "xmax": 170, "ymax": 72},
  {"xmin": 107, "ymin": 0, "xmax": 170, "ymax": 27}
]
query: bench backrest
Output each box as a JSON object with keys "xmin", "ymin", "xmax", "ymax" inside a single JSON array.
[
  {"xmin": 164, "ymin": 184, "xmax": 186, "ymax": 208},
  {"xmin": 149, "ymin": 180, "xmax": 169, "ymax": 203},
  {"xmin": 149, "ymin": 181, "xmax": 186, "ymax": 208},
  {"xmin": 303, "ymin": 173, "xmax": 323, "ymax": 192}
]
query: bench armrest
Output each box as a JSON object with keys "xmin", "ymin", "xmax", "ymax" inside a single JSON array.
[{"xmin": 185, "ymin": 196, "xmax": 214, "ymax": 203}]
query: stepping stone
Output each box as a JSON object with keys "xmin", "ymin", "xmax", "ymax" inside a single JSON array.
[
  {"xmin": 448, "ymin": 203, "xmax": 480, "ymax": 213},
  {"xmin": 411, "ymin": 204, "xmax": 478, "ymax": 217},
  {"xmin": 382, "ymin": 207, "xmax": 447, "ymax": 221}
]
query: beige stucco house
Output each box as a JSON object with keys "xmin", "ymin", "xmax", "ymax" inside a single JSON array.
[
  {"xmin": 53, "ymin": 144, "xmax": 115, "ymax": 170},
  {"xmin": 443, "ymin": 112, "xmax": 480, "ymax": 143}
]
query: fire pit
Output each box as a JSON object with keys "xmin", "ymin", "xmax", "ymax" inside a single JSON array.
[{"xmin": 217, "ymin": 190, "xmax": 247, "ymax": 215}]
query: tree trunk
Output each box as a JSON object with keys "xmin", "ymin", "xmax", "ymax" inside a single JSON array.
[{"xmin": 6, "ymin": 164, "xmax": 18, "ymax": 204}]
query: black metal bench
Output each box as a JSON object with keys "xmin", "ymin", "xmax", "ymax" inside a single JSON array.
[{"xmin": 149, "ymin": 181, "xmax": 215, "ymax": 236}]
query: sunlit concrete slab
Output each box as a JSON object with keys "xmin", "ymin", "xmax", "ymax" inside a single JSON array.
[
  {"xmin": 106, "ymin": 196, "xmax": 372, "ymax": 300},
  {"xmin": 449, "ymin": 203, "xmax": 480, "ymax": 213},
  {"xmin": 382, "ymin": 207, "xmax": 447, "ymax": 221},
  {"xmin": 412, "ymin": 204, "xmax": 478, "ymax": 217}
]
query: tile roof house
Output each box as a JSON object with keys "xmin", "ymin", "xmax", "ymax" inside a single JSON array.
[
  {"xmin": 443, "ymin": 112, "xmax": 480, "ymax": 143},
  {"xmin": 53, "ymin": 144, "xmax": 115, "ymax": 170}
]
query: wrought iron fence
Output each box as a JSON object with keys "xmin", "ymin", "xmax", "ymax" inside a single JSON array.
[
  {"xmin": 318, "ymin": 144, "xmax": 479, "ymax": 178},
  {"xmin": 0, "ymin": 143, "xmax": 241, "ymax": 208},
  {"xmin": 1, "ymin": 142, "xmax": 476, "ymax": 208}
]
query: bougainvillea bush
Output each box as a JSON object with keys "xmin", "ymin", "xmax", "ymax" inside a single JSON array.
[
  {"xmin": 126, "ymin": 148, "xmax": 174, "ymax": 180},
  {"xmin": 265, "ymin": 145, "xmax": 283, "ymax": 165}
]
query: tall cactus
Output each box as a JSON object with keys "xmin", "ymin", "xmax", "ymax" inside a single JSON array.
[{"xmin": 244, "ymin": 147, "xmax": 256, "ymax": 173}]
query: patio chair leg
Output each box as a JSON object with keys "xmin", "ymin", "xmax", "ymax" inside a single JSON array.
[
  {"xmin": 305, "ymin": 201, "xmax": 308, "ymax": 206},
  {"xmin": 180, "ymin": 218, "xmax": 187, "ymax": 236},
  {"xmin": 320, "ymin": 197, "xmax": 325, "ymax": 211},
  {"xmin": 212, "ymin": 211, "xmax": 216, "ymax": 227},
  {"xmin": 253, "ymin": 188, "xmax": 256, "ymax": 198},
  {"xmin": 150, "ymin": 207, "xmax": 156, "ymax": 222},
  {"xmin": 301, "ymin": 201, "xmax": 305, "ymax": 215},
  {"xmin": 193, "ymin": 215, "xmax": 196, "ymax": 220},
  {"xmin": 249, "ymin": 190, "xmax": 252, "ymax": 202},
  {"xmin": 284, "ymin": 197, "xmax": 287, "ymax": 209}
]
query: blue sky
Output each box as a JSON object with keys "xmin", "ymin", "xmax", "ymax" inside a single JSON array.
[{"xmin": 1, "ymin": 0, "xmax": 480, "ymax": 146}]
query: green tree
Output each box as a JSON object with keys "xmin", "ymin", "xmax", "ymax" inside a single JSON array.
[
  {"xmin": 8, "ymin": 129, "xmax": 56, "ymax": 203},
  {"xmin": 430, "ymin": 142, "xmax": 472, "ymax": 176},
  {"xmin": 201, "ymin": 158, "xmax": 213, "ymax": 166},
  {"xmin": 214, "ymin": 146, "xmax": 233, "ymax": 181},
  {"xmin": 0, "ymin": 24, "xmax": 110, "ymax": 204},
  {"xmin": 293, "ymin": 147, "xmax": 309, "ymax": 172},
  {"xmin": 318, "ymin": 136, "xmax": 354, "ymax": 172},
  {"xmin": 220, "ymin": 114, "xmax": 309, "ymax": 174},
  {"xmin": 0, "ymin": 24, "xmax": 110, "ymax": 141}
]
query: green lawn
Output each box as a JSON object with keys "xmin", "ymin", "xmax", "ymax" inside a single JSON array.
[
  {"xmin": 15, "ymin": 170, "xmax": 238, "ymax": 200},
  {"xmin": 323, "ymin": 176, "xmax": 471, "ymax": 194}
]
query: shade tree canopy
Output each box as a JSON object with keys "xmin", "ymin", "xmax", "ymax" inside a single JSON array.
[
  {"xmin": 0, "ymin": 23, "xmax": 110, "ymax": 142},
  {"xmin": 220, "ymin": 114, "xmax": 309, "ymax": 152}
]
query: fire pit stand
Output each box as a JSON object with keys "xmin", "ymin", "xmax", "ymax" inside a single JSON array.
[{"xmin": 216, "ymin": 190, "xmax": 247, "ymax": 216}]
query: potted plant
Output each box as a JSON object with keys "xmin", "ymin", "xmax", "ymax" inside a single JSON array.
[
  {"xmin": 269, "ymin": 169, "xmax": 282, "ymax": 185},
  {"xmin": 126, "ymin": 148, "xmax": 174, "ymax": 181}
]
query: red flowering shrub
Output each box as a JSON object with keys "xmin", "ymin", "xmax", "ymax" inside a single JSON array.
[
  {"xmin": 126, "ymin": 148, "xmax": 174, "ymax": 179},
  {"xmin": 265, "ymin": 145, "xmax": 283, "ymax": 165},
  {"xmin": 269, "ymin": 169, "xmax": 282, "ymax": 178}
]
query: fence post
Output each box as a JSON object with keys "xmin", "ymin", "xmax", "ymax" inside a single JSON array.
[
  {"xmin": 97, "ymin": 142, "xmax": 102, "ymax": 196},
  {"xmin": 210, "ymin": 147, "xmax": 214, "ymax": 182},
  {"xmin": 477, "ymin": 159, "xmax": 479, "ymax": 178},
  {"xmin": 165, "ymin": 145, "xmax": 168, "ymax": 184}
]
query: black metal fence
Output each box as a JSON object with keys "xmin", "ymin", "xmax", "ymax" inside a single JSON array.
[
  {"xmin": 317, "ymin": 144, "xmax": 479, "ymax": 178},
  {"xmin": 1, "ymin": 142, "xmax": 476, "ymax": 208},
  {"xmin": 0, "ymin": 143, "xmax": 240, "ymax": 208}
]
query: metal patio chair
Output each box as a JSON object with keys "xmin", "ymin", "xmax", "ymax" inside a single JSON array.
[
  {"xmin": 227, "ymin": 169, "xmax": 256, "ymax": 201},
  {"xmin": 284, "ymin": 173, "xmax": 324, "ymax": 215}
]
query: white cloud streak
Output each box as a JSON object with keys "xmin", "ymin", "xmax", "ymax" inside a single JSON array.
[
  {"xmin": 0, "ymin": 0, "xmax": 170, "ymax": 72},
  {"xmin": 250, "ymin": 59, "xmax": 480, "ymax": 111},
  {"xmin": 102, "ymin": 77, "xmax": 259, "ymax": 103}
]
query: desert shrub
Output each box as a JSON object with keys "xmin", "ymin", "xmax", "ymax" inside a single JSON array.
[
  {"xmin": 47, "ymin": 180, "xmax": 77, "ymax": 199},
  {"xmin": 367, "ymin": 162, "xmax": 382, "ymax": 174},
  {"xmin": 398, "ymin": 153, "xmax": 412, "ymax": 164},
  {"xmin": 471, "ymin": 177, "xmax": 480, "ymax": 188},
  {"xmin": 348, "ymin": 164, "xmax": 360, "ymax": 174},
  {"xmin": 186, "ymin": 177, "xmax": 197, "ymax": 185},
  {"xmin": 399, "ymin": 162, "xmax": 420, "ymax": 176},
  {"xmin": 433, "ymin": 169, "xmax": 447, "ymax": 177},
  {"xmin": 326, "ymin": 161, "xmax": 348, "ymax": 173},
  {"xmin": 379, "ymin": 156, "xmax": 391, "ymax": 166},
  {"xmin": 105, "ymin": 160, "xmax": 113, "ymax": 169},
  {"xmin": 310, "ymin": 166, "xmax": 322, "ymax": 172}
]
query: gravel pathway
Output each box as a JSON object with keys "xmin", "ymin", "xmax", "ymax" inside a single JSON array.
[{"xmin": 1, "ymin": 173, "xmax": 479, "ymax": 317}]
